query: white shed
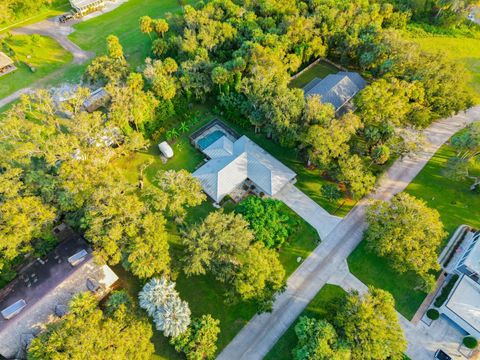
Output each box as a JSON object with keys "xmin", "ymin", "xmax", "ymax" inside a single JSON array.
[{"xmin": 158, "ymin": 141, "xmax": 174, "ymax": 158}]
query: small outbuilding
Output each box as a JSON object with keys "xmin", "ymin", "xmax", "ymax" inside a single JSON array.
[
  {"xmin": 0, "ymin": 52, "xmax": 16, "ymax": 76},
  {"xmin": 158, "ymin": 141, "xmax": 174, "ymax": 158},
  {"xmin": 83, "ymin": 87, "xmax": 110, "ymax": 113}
]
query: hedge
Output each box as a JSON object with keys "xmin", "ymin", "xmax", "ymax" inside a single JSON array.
[{"xmin": 434, "ymin": 274, "xmax": 459, "ymax": 307}]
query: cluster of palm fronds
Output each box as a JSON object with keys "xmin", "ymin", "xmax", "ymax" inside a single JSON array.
[{"xmin": 139, "ymin": 277, "xmax": 191, "ymax": 337}]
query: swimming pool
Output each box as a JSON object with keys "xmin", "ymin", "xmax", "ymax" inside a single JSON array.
[{"xmin": 197, "ymin": 130, "xmax": 226, "ymax": 150}]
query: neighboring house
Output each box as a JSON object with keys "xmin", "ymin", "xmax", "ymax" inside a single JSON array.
[
  {"xmin": 0, "ymin": 52, "xmax": 16, "ymax": 76},
  {"xmin": 193, "ymin": 133, "xmax": 296, "ymax": 203},
  {"xmin": 303, "ymin": 71, "xmax": 366, "ymax": 115},
  {"xmin": 69, "ymin": 0, "xmax": 106, "ymax": 14},
  {"xmin": 440, "ymin": 231, "xmax": 480, "ymax": 339},
  {"xmin": 83, "ymin": 87, "xmax": 110, "ymax": 113},
  {"xmin": 0, "ymin": 224, "xmax": 118, "ymax": 359}
]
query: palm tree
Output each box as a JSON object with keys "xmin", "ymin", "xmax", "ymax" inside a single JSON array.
[{"xmin": 179, "ymin": 121, "xmax": 190, "ymax": 133}]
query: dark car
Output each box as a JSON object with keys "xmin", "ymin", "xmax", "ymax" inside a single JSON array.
[
  {"xmin": 59, "ymin": 14, "xmax": 74, "ymax": 23},
  {"xmin": 434, "ymin": 349, "xmax": 452, "ymax": 360}
]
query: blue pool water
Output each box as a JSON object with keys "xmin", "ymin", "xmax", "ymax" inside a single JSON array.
[{"xmin": 198, "ymin": 130, "xmax": 226, "ymax": 150}]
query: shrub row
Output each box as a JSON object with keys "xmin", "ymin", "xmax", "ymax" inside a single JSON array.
[{"xmin": 434, "ymin": 274, "xmax": 459, "ymax": 308}]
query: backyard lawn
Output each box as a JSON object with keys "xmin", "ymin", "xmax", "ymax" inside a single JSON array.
[
  {"xmin": 0, "ymin": 35, "xmax": 73, "ymax": 98},
  {"xmin": 411, "ymin": 35, "xmax": 480, "ymax": 100},
  {"xmin": 289, "ymin": 60, "xmax": 339, "ymax": 89},
  {"xmin": 114, "ymin": 111, "xmax": 320, "ymax": 359},
  {"xmin": 348, "ymin": 135, "xmax": 480, "ymax": 320},
  {"xmin": 264, "ymin": 284, "xmax": 347, "ymax": 360}
]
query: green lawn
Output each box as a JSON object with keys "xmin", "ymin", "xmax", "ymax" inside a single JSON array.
[
  {"xmin": 411, "ymin": 36, "xmax": 480, "ymax": 101},
  {"xmin": 114, "ymin": 111, "xmax": 320, "ymax": 359},
  {"xmin": 0, "ymin": 0, "xmax": 70, "ymax": 33},
  {"xmin": 289, "ymin": 60, "xmax": 339, "ymax": 89},
  {"xmin": 69, "ymin": 0, "xmax": 191, "ymax": 68},
  {"xmin": 0, "ymin": 35, "xmax": 73, "ymax": 98},
  {"xmin": 265, "ymin": 284, "xmax": 347, "ymax": 360},
  {"xmin": 348, "ymin": 136, "xmax": 480, "ymax": 320}
]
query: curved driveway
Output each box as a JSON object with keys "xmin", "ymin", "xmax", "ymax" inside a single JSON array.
[
  {"xmin": 217, "ymin": 106, "xmax": 480, "ymax": 360},
  {"xmin": 11, "ymin": 18, "xmax": 94, "ymax": 64}
]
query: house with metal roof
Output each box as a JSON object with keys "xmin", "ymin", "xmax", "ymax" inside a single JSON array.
[
  {"xmin": 303, "ymin": 71, "xmax": 366, "ymax": 114},
  {"xmin": 0, "ymin": 225, "xmax": 118, "ymax": 359},
  {"xmin": 438, "ymin": 231, "xmax": 480, "ymax": 339},
  {"xmin": 193, "ymin": 135, "xmax": 296, "ymax": 203},
  {"xmin": 69, "ymin": 0, "xmax": 105, "ymax": 14},
  {"xmin": 0, "ymin": 52, "xmax": 16, "ymax": 76}
]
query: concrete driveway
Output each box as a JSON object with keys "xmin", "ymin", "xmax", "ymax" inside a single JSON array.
[
  {"xmin": 274, "ymin": 183, "xmax": 342, "ymax": 240},
  {"xmin": 217, "ymin": 106, "xmax": 480, "ymax": 360}
]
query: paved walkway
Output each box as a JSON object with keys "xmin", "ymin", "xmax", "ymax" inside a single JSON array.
[
  {"xmin": 274, "ymin": 183, "xmax": 342, "ymax": 239},
  {"xmin": 217, "ymin": 106, "xmax": 480, "ymax": 360}
]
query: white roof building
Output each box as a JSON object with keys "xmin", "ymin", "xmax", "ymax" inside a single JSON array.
[
  {"xmin": 442, "ymin": 275, "xmax": 480, "ymax": 338},
  {"xmin": 193, "ymin": 135, "xmax": 296, "ymax": 202}
]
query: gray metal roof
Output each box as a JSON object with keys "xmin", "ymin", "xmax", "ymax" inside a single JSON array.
[
  {"xmin": 193, "ymin": 135, "xmax": 296, "ymax": 202},
  {"xmin": 303, "ymin": 72, "xmax": 366, "ymax": 111}
]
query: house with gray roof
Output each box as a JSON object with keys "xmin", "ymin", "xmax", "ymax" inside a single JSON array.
[
  {"xmin": 303, "ymin": 71, "xmax": 366, "ymax": 114},
  {"xmin": 438, "ymin": 231, "xmax": 480, "ymax": 339},
  {"xmin": 193, "ymin": 135, "xmax": 296, "ymax": 203},
  {"xmin": 0, "ymin": 225, "xmax": 118, "ymax": 359}
]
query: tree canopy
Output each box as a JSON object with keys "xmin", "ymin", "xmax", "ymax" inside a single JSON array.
[
  {"xmin": 28, "ymin": 292, "xmax": 155, "ymax": 359},
  {"xmin": 365, "ymin": 192, "xmax": 446, "ymax": 288},
  {"xmin": 236, "ymin": 196, "xmax": 293, "ymax": 248}
]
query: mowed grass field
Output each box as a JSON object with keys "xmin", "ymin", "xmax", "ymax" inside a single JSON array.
[
  {"xmin": 0, "ymin": 0, "xmax": 70, "ymax": 33},
  {"xmin": 264, "ymin": 284, "xmax": 347, "ymax": 360},
  {"xmin": 0, "ymin": 35, "xmax": 72, "ymax": 98},
  {"xmin": 114, "ymin": 109, "xmax": 320, "ymax": 359},
  {"xmin": 412, "ymin": 36, "xmax": 480, "ymax": 100},
  {"xmin": 69, "ymin": 0, "xmax": 191, "ymax": 68},
  {"xmin": 348, "ymin": 136, "xmax": 480, "ymax": 320}
]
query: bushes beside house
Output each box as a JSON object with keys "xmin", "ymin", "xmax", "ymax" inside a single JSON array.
[
  {"xmin": 426, "ymin": 308, "xmax": 440, "ymax": 320},
  {"xmin": 434, "ymin": 274, "xmax": 459, "ymax": 307},
  {"xmin": 463, "ymin": 336, "xmax": 478, "ymax": 349}
]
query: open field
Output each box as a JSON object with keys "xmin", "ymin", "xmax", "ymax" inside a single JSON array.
[
  {"xmin": 114, "ymin": 110, "xmax": 320, "ymax": 359},
  {"xmin": 69, "ymin": 0, "xmax": 189, "ymax": 68},
  {"xmin": 289, "ymin": 60, "xmax": 339, "ymax": 89},
  {"xmin": 0, "ymin": 0, "xmax": 70, "ymax": 33},
  {"xmin": 348, "ymin": 135, "xmax": 480, "ymax": 320},
  {"xmin": 411, "ymin": 35, "xmax": 480, "ymax": 100},
  {"xmin": 264, "ymin": 284, "xmax": 347, "ymax": 360},
  {"xmin": 0, "ymin": 35, "xmax": 73, "ymax": 99}
]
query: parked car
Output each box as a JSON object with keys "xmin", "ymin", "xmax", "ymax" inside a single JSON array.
[
  {"xmin": 434, "ymin": 349, "xmax": 452, "ymax": 360},
  {"xmin": 59, "ymin": 13, "xmax": 74, "ymax": 23}
]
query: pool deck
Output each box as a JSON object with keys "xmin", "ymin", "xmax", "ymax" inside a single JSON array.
[{"xmin": 189, "ymin": 119, "xmax": 240, "ymax": 149}]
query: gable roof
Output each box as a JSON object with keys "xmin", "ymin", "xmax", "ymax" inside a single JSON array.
[
  {"xmin": 0, "ymin": 52, "xmax": 14, "ymax": 68},
  {"xmin": 193, "ymin": 135, "xmax": 296, "ymax": 202},
  {"xmin": 303, "ymin": 71, "xmax": 366, "ymax": 111}
]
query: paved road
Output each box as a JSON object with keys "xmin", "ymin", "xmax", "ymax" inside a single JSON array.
[
  {"xmin": 274, "ymin": 183, "xmax": 342, "ymax": 239},
  {"xmin": 217, "ymin": 106, "xmax": 480, "ymax": 360}
]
